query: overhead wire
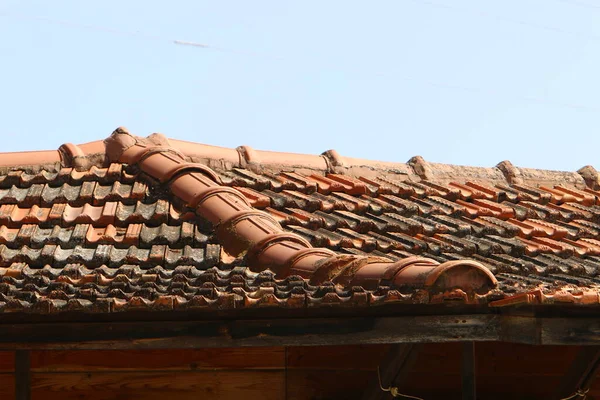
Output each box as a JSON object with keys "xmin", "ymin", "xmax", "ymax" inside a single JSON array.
[
  {"xmin": 377, "ymin": 367, "xmax": 425, "ymax": 400},
  {"xmin": 0, "ymin": 11, "xmax": 263, "ymax": 55},
  {"xmin": 0, "ymin": 11, "xmax": 283, "ymax": 59}
]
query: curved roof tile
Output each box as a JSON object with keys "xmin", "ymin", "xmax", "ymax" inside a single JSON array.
[{"xmin": 0, "ymin": 127, "xmax": 598, "ymax": 314}]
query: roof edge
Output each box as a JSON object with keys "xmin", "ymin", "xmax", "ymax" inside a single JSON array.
[{"xmin": 0, "ymin": 126, "xmax": 595, "ymax": 190}]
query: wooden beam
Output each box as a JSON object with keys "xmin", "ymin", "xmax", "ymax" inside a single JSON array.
[
  {"xmin": 0, "ymin": 315, "xmax": 503, "ymax": 350},
  {"xmin": 0, "ymin": 315, "xmax": 594, "ymax": 349},
  {"xmin": 541, "ymin": 318, "xmax": 600, "ymax": 345},
  {"xmin": 461, "ymin": 342, "xmax": 476, "ymax": 400},
  {"xmin": 555, "ymin": 347, "xmax": 600, "ymax": 399},
  {"xmin": 361, "ymin": 344, "xmax": 422, "ymax": 400},
  {"xmin": 15, "ymin": 350, "xmax": 30, "ymax": 400}
]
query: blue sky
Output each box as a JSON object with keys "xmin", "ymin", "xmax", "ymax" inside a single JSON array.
[{"xmin": 1, "ymin": 1, "xmax": 599, "ymax": 171}]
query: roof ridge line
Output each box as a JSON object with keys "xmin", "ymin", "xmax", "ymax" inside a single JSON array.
[
  {"xmin": 0, "ymin": 126, "xmax": 595, "ymax": 189},
  {"xmin": 102, "ymin": 128, "xmax": 497, "ymax": 302}
]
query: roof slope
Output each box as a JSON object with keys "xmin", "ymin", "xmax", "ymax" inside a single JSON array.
[{"xmin": 0, "ymin": 128, "xmax": 599, "ymax": 316}]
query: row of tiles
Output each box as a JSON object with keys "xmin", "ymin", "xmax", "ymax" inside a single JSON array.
[
  {"xmin": 2, "ymin": 187, "xmax": 600, "ymax": 237},
  {"xmin": 0, "ymin": 259, "xmax": 513, "ymax": 305},
  {"xmin": 0, "ymin": 226, "xmax": 598, "ymax": 284},
  {"xmin": 248, "ymin": 188, "xmax": 600, "ymax": 224},
  {"xmin": 0, "ymin": 180, "xmax": 149, "ymax": 207},
  {"xmin": 0, "ymin": 276, "xmax": 596, "ymax": 311},
  {"xmin": 0, "ymin": 244, "xmax": 221, "ymax": 269},
  {"xmin": 0, "ymin": 222, "xmax": 210, "ymax": 248},
  {"xmin": 5, "ymin": 178, "xmax": 598, "ymax": 227},
  {"xmin": 3, "ymin": 162, "xmax": 598, "ymax": 207},
  {"xmin": 0, "ymin": 260, "xmax": 505, "ymax": 308},
  {"xmin": 282, "ymin": 217, "xmax": 600, "ymax": 259},
  {"xmin": 1, "ymin": 230, "xmax": 599, "ymax": 276},
  {"xmin": 217, "ymin": 169, "xmax": 600, "ymax": 205},
  {"xmin": 2, "ymin": 205, "xmax": 600, "ymax": 268},
  {"xmin": 0, "ymin": 200, "xmax": 204, "ymax": 228},
  {"xmin": 2, "ymin": 204, "xmax": 600, "ymax": 273},
  {"xmin": 4, "ymin": 164, "xmax": 600, "ymax": 210},
  {"xmin": 4, "ymin": 163, "xmax": 600, "ymax": 228},
  {"xmin": 340, "ymin": 246, "xmax": 600, "ymax": 283},
  {"xmin": 0, "ymin": 262, "xmax": 590, "ymax": 299},
  {"xmin": 268, "ymin": 204, "xmax": 600, "ymax": 239},
  {"xmin": 0, "ymin": 164, "xmax": 127, "ymax": 187},
  {"xmin": 0, "ymin": 288, "xmax": 494, "ymax": 312},
  {"xmin": 3, "ymin": 207, "xmax": 600, "ymax": 256}
]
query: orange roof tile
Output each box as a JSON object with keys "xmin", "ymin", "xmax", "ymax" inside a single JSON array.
[{"xmin": 0, "ymin": 127, "xmax": 599, "ymax": 315}]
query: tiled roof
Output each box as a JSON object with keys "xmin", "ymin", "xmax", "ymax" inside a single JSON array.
[{"xmin": 1, "ymin": 127, "xmax": 599, "ymax": 315}]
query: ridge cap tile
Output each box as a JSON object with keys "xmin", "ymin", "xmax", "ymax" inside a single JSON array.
[{"xmin": 4, "ymin": 128, "xmax": 600, "ymax": 314}]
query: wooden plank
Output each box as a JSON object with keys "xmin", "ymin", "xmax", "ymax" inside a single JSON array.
[
  {"xmin": 362, "ymin": 344, "xmax": 422, "ymax": 400},
  {"xmin": 555, "ymin": 347, "xmax": 600, "ymax": 399},
  {"xmin": 475, "ymin": 375, "xmax": 566, "ymax": 400},
  {"xmin": 475, "ymin": 342, "xmax": 581, "ymax": 376},
  {"xmin": 0, "ymin": 352, "xmax": 15, "ymax": 372},
  {"xmin": 0, "ymin": 315, "xmax": 505, "ymax": 350},
  {"xmin": 287, "ymin": 344, "xmax": 390, "ymax": 370},
  {"xmin": 386, "ymin": 342, "xmax": 584, "ymax": 399},
  {"xmin": 15, "ymin": 350, "xmax": 30, "ymax": 400},
  {"xmin": 404, "ymin": 373, "xmax": 570, "ymax": 400},
  {"xmin": 461, "ymin": 342, "xmax": 476, "ymax": 400},
  {"xmin": 31, "ymin": 370, "xmax": 284, "ymax": 400},
  {"xmin": 406, "ymin": 342, "xmax": 462, "ymax": 373},
  {"xmin": 400, "ymin": 342, "xmax": 584, "ymax": 399},
  {"xmin": 0, "ymin": 315, "xmax": 596, "ymax": 350},
  {"xmin": 286, "ymin": 369, "xmax": 372, "ymax": 400},
  {"xmin": 474, "ymin": 343, "xmax": 580, "ymax": 399},
  {"xmin": 30, "ymin": 347, "xmax": 285, "ymax": 372},
  {"xmin": 389, "ymin": 372, "xmax": 461, "ymax": 399},
  {"xmin": 541, "ymin": 318, "xmax": 600, "ymax": 345},
  {"xmin": 372, "ymin": 344, "xmax": 460, "ymax": 399},
  {"xmin": 0, "ymin": 374, "xmax": 15, "ymax": 399},
  {"xmin": 396, "ymin": 344, "xmax": 461, "ymax": 398}
]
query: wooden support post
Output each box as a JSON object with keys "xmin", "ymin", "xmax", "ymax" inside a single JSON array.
[
  {"xmin": 362, "ymin": 343, "xmax": 421, "ymax": 400},
  {"xmin": 461, "ymin": 342, "xmax": 476, "ymax": 400},
  {"xmin": 556, "ymin": 346, "xmax": 600, "ymax": 399},
  {"xmin": 15, "ymin": 350, "xmax": 30, "ymax": 400}
]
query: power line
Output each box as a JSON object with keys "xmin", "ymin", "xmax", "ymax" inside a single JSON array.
[
  {"xmin": 0, "ymin": 11, "xmax": 284, "ymax": 59},
  {"xmin": 172, "ymin": 40, "xmax": 208, "ymax": 48}
]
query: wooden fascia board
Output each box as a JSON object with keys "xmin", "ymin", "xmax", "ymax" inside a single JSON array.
[{"xmin": 0, "ymin": 315, "xmax": 597, "ymax": 350}]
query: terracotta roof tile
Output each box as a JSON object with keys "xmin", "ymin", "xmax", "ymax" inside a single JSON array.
[{"xmin": 0, "ymin": 128, "xmax": 599, "ymax": 315}]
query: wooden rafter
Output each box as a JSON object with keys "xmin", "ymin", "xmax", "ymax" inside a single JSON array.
[
  {"xmin": 361, "ymin": 343, "xmax": 422, "ymax": 400},
  {"xmin": 556, "ymin": 346, "xmax": 600, "ymax": 399},
  {"xmin": 461, "ymin": 342, "xmax": 476, "ymax": 400},
  {"xmin": 0, "ymin": 315, "xmax": 597, "ymax": 349},
  {"xmin": 15, "ymin": 350, "xmax": 30, "ymax": 400}
]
